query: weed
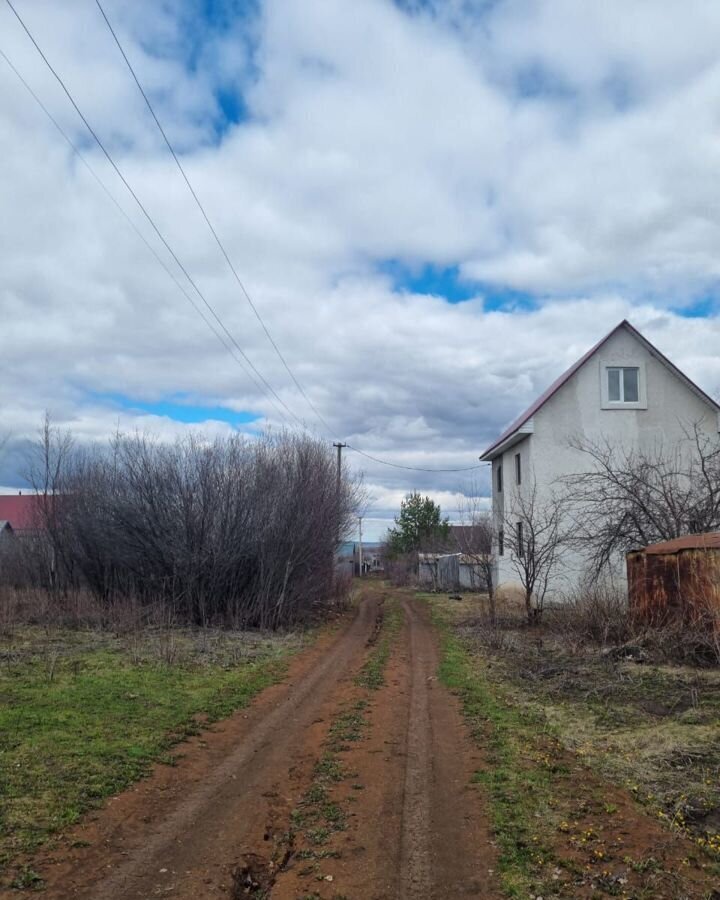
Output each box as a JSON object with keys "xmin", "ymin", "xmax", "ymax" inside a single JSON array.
[
  {"xmin": 307, "ymin": 827, "xmax": 330, "ymax": 846},
  {"xmin": 10, "ymin": 867, "xmax": 44, "ymax": 890},
  {"xmin": 314, "ymin": 755, "xmax": 344, "ymax": 782}
]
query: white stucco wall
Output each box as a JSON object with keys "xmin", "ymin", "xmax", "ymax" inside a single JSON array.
[{"xmin": 492, "ymin": 327, "xmax": 720, "ymax": 599}]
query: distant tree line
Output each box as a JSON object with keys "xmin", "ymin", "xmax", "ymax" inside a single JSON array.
[{"xmin": 2, "ymin": 418, "xmax": 362, "ymax": 629}]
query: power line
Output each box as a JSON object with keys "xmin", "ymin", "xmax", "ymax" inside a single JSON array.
[
  {"xmin": 3, "ymin": 1, "xmax": 491, "ymax": 477},
  {"xmin": 88, "ymin": 2, "xmax": 487, "ymax": 475},
  {"xmin": 4, "ymin": 0, "xmax": 306, "ymax": 430},
  {"xmin": 94, "ymin": 0, "xmax": 334, "ymax": 438},
  {"xmin": 0, "ymin": 44, "xmax": 293, "ymax": 428},
  {"xmin": 345, "ymin": 444, "xmax": 485, "ymax": 473}
]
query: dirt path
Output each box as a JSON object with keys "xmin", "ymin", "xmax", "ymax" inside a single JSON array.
[
  {"xmin": 270, "ymin": 591, "xmax": 499, "ymax": 900},
  {"xmin": 22, "ymin": 592, "xmax": 381, "ymax": 900},
  {"xmin": 10, "ymin": 585, "xmax": 500, "ymax": 900}
]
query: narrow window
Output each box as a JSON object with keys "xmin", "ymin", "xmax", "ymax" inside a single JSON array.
[
  {"xmin": 497, "ymin": 463, "xmax": 503, "ymax": 493},
  {"xmin": 514, "ymin": 452, "xmax": 521, "ymax": 485},
  {"xmin": 623, "ymin": 367, "xmax": 639, "ymax": 402},
  {"xmin": 608, "ymin": 367, "xmax": 621, "ymax": 402},
  {"xmin": 517, "ymin": 521, "xmax": 524, "ymax": 557},
  {"xmin": 498, "ymin": 529, "xmax": 504, "ymax": 556},
  {"xmin": 607, "ymin": 366, "xmax": 640, "ymax": 403}
]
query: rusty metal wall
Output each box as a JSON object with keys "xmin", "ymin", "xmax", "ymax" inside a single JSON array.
[{"xmin": 627, "ymin": 548, "xmax": 720, "ymax": 626}]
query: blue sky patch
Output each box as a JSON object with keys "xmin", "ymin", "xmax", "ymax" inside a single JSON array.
[
  {"xmin": 380, "ymin": 261, "xmax": 479, "ymax": 303},
  {"xmin": 380, "ymin": 259, "xmax": 537, "ymax": 310},
  {"xmin": 671, "ymin": 296, "xmax": 719, "ymax": 319},
  {"xmin": 90, "ymin": 392, "xmax": 259, "ymax": 427}
]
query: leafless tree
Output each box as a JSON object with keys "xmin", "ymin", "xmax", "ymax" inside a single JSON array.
[
  {"xmin": 456, "ymin": 493, "xmax": 496, "ymax": 623},
  {"xmin": 504, "ymin": 482, "xmax": 567, "ymax": 625},
  {"xmin": 561, "ymin": 425, "xmax": 720, "ymax": 576}
]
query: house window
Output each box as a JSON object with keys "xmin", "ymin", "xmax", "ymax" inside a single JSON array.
[
  {"xmin": 514, "ymin": 452, "xmax": 521, "ymax": 485},
  {"xmin": 517, "ymin": 521, "xmax": 524, "ymax": 557},
  {"xmin": 498, "ymin": 529, "xmax": 504, "ymax": 556},
  {"xmin": 497, "ymin": 464, "xmax": 503, "ymax": 493},
  {"xmin": 607, "ymin": 367, "xmax": 639, "ymax": 403}
]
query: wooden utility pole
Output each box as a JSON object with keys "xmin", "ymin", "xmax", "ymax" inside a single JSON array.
[
  {"xmin": 333, "ymin": 442, "xmax": 346, "ymax": 498},
  {"xmin": 332, "ymin": 443, "xmax": 347, "ymax": 585},
  {"xmin": 358, "ymin": 515, "xmax": 364, "ymax": 576}
]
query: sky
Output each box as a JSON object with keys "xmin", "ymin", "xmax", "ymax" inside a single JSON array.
[{"xmin": 1, "ymin": 0, "xmax": 720, "ymax": 540}]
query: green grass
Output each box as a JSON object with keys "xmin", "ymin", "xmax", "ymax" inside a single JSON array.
[
  {"xmin": 0, "ymin": 630, "xmax": 301, "ymax": 874},
  {"xmin": 431, "ymin": 602, "xmax": 555, "ymax": 897},
  {"xmin": 355, "ymin": 595, "xmax": 402, "ymax": 691}
]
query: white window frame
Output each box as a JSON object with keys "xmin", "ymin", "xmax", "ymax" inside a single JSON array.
[{"xmin": 600, "ymin": 361, "xmax": 647, "ymax": 410}]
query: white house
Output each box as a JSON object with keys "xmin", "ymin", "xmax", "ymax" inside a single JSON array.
[{"xmin": 480, "ymin": 320, "xmax": 720, "ymax": 598}]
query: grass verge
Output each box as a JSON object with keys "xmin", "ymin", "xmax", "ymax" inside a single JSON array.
[
  {"xmin": 430, "ymin": 601, "xmax": 552, "ymax": 897},
  {"xmin": 427, "ymin": 593, "xmax": 720, "ymax": 899}
]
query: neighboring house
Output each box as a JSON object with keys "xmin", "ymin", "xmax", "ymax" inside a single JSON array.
[
  {"xmin": 335, "ymin": 541, "xmax": 384, "ymax": 577},
  {"xmin": 0, "ymin": 493, "xmax": 46, "ymax": 533},
  {"xmin": 480, "ymin": 320, "xmax": 720, "ymax": 599},
  {"xmin": 418, "ymin": 552, "xmax": 487, "ymax": 591},
  {"xmin": 356, "ymin": 542, "xmax": 384, "ymax": 575}
]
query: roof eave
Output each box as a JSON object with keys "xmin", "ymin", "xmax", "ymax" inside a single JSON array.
[{"xmin": 480, "ymin": 419, "xmax": 534, "ymax": 461}]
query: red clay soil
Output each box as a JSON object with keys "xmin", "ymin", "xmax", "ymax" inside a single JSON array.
[
  {"xmin": 5, "ymin": 593, "xmax": 380, "ymax": 900},
  {"xmin": 271, "ymin": 591, "xmax": 500, "ymax": 900},
  {"xmin": 7, "ymin": 584, "xmax": 716, "ymax": 899},
  {"xmin": 2, "ymin": 585, "xmax": 502, "ymax": 900}
]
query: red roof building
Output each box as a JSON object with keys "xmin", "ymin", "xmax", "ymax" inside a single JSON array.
[{"xmin": 0, "ymin": 494, "xmax": 46, "ymax": 531}]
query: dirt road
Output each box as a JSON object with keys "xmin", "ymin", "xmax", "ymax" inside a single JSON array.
[{"xmin": 20, "ymin": 585, "xmax": 498, "ymax": 900}]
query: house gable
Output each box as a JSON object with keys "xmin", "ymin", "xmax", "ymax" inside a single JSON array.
[{"xmin": 481, "ymin": 320, "xmax": 720, "ymax": 462}]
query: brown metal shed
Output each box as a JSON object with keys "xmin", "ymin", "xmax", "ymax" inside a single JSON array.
[{"xmin": 627, "ymin": 533, "xmax": 720, "ymax": 627}]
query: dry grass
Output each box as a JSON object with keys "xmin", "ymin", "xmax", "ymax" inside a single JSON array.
[{"xmin": 441, "ymin": 592, "xmax": 720, "ymax": 857}]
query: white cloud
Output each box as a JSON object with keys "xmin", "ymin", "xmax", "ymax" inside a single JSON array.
[{"xmin": 1, "ymin": 0, "xmax": 720, "ymax": 536}]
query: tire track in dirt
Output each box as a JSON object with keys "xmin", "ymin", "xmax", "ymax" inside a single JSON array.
[
  {"xmin": 271, "ymin": 588, "xmax": 499, "ymax": 899},
  {"xmin": 399, "ymin": 596, "xmax": 497, "ymax": 899},
  {"xmin": 399, "ymin": 597, "xmax": 433, "ymax": 899},
  {"xmin": 21, "ymin": 592, "xmax": 380, "ymax": 900}
]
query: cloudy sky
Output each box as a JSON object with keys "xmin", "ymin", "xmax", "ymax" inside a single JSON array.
[{"xmin": 2, "ymin": 0, "xmax": 720, "ymax": 539}]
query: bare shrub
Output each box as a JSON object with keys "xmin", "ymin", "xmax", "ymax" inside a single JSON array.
[
  {"xmin": 5, "ymin": 423, "xmax": 363, "ymax": 631},
  {"xmin": 546, "ymin": 585, "xmax": 634, "ymax": 648},
  {"xmin": 382, "ymin": 552, "xmax": 416, "ymax": 587}
]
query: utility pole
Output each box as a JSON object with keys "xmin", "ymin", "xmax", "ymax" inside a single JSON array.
[
  {"xmin": 358, "ymin": 515, "xmax": 363, "ymax": 577},
  {"xmin": 332, "ymin": 443, "xmax": 347, "ymax": 584},
  {"xmin": 333, "ymin": 442, "xmax": 346, "ymax": 497}
]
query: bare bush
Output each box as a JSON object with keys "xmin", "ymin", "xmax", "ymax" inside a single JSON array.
[
  {"xmin": 5, "ymin": 424, "xmax": 362, "ymax": 630},
  {"xmin": 562, "ymin": 425, "xmax": 720, "ymax": 575},
  {"xmin": 546, "ymin": 584, "xmax": 634, "ymax": 648}
]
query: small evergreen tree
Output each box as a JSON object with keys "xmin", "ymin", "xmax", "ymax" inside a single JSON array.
[{"xmin": 385, "ymin": 492, "xmax": 450, "ymax": 557}]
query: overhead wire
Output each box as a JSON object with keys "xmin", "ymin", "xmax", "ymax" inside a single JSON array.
[
  {"xmin": 94, "ymin": 0, "xmax": 335, "ymax": 440},
  {"xmin": 345, "ymin": 444, "xmax": 486, "ymax": 473},
  {"xmin": 92, "ymin": 1, "xmax": 487, "ymax": 475},
  {"xmin": 4, "ymin": 0, "xmax": 306, "ymax": 430},
  {"xmin": 3, "ymin": 0, "xmax": 490, "ymax": 476},
  {"xmin": 0, "ymin": 44, "xmax": 294, "ymax": 428}
]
